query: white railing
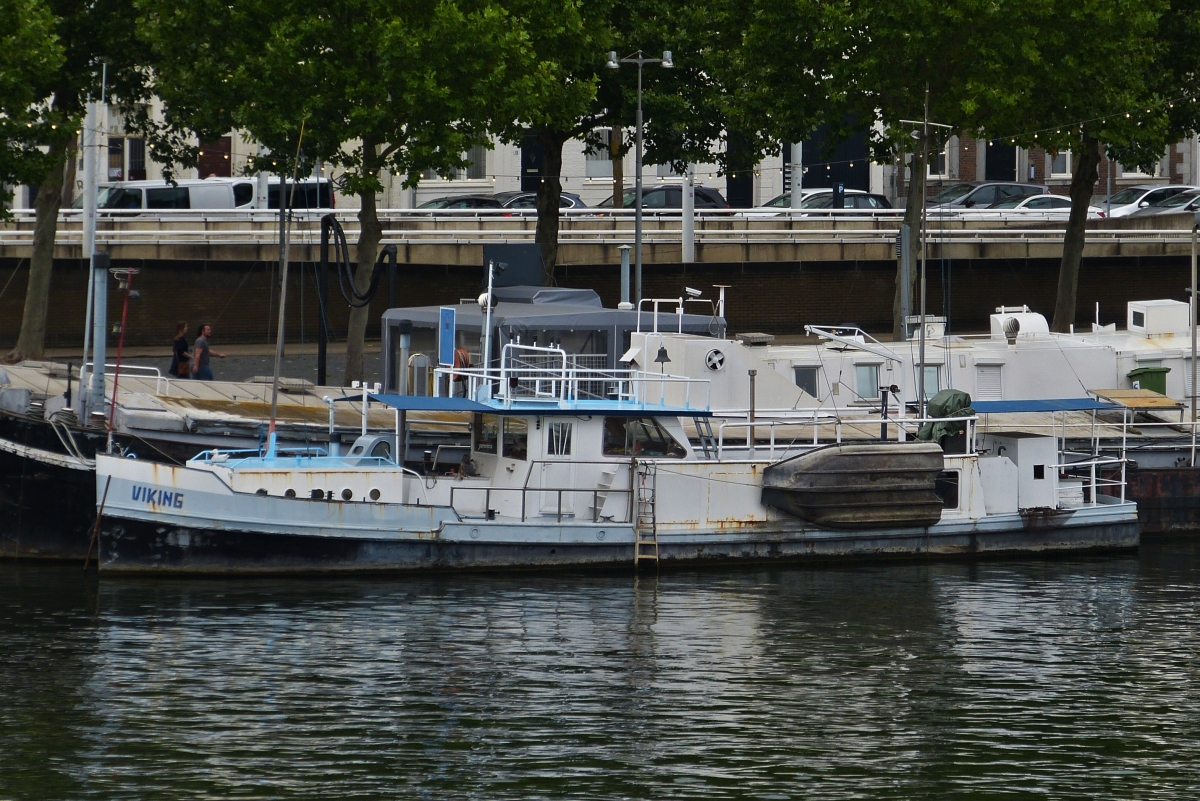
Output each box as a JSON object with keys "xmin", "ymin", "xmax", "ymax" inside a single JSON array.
[
  {"xmin": 435, "ymin": 342, "xmax": 711, "ymax": 411},
  {"xmin": 2, "ymin": 208, "xmax": 1197, "ymax": 252}
]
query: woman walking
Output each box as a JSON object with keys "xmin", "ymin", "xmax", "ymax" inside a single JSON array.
[{"xmin": 169, "ymin": 321, "xmax": 192, "ymax": 379}]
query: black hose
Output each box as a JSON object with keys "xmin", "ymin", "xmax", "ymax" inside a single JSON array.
[{"xmin": 320, "ymin": 214, "xmax": 394, "ymax": 309}]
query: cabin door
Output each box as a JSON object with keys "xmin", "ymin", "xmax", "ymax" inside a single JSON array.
[{"xmin": 538, "ymin": 420, "xmax": 576, "ymax": 516}]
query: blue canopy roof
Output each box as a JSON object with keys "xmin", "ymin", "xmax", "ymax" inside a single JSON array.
[
  {"xmin": 369, "ymin": 394, "xmax": 710, "ymax": 417},
  {"xmin": 971, "ymin": 398, "xmax": 1119, "ymax": 413}
]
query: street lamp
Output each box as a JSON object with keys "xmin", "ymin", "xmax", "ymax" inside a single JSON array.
[{"xmin": 606, "ymin": 49, "xmax": 673, "ymax": 305}]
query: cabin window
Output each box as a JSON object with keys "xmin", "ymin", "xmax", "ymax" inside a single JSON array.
[
  {"xmin": 503, "ymin": 417, "xmax": 528, "ymax": 460},
  {"xmin": 370, "ymin": 440, "xmax": 391, "ymax": 460},
  {"xmin": 920, "ymin": 365, "xmax": 940, "ymax": 398},
  {"xmin": 855, "ymin": 364, "xmax": 880, "ymax": 399},
  {"xmin": 602, "ymin": 417, "xmax": 687, "ymax": 458},
  {"xmin": 473, "ymin": 413, "xmax": 499, "ymax": 454},
  {"xmin": 793, "ymin": 366, "xmax": 818, "ymax": 398},
  {"xmin": 547, "ymin": 421, "xmax": 573, "ymax": 456},
  {"xmin": 935, "ymin": 470, "xmax": 960, "ymax": 509}
]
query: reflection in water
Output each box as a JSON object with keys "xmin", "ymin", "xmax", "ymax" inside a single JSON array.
[{"xmin": 3, "ymin": 543, "xmax": 1200, "ymax": 799}]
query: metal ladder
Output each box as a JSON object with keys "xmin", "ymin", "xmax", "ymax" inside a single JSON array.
[
  {"xmin": 695, "ymin": 416, "xmax": 718, "ymax": 458},
  {"xmin": 634, "ymin": 460, "xmax": 659, "ymax": 568}
]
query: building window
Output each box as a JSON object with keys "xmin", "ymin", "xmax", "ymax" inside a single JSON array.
[
  {"xmin": 127, "ymin": 138, "xmax": 146, "ymax": 180},
  {"xmin": 855, "ymin": 364, "xmax": 880, "ymax": 399},
  {"xmin": 585, "ymin": 130, "xmax": 613, "ymax": 178},
  {"xmin": 107, "ymin": 137, "xmax": 125, "ymax": 180},
  {"xmin": 793, "ymin": 366, "xmax": 818, "ymax": 398},
  {"xmin": 927, "ymin": 136, "xmax": 954, "ymax": 179},
  {"xmin": 656, "ymin": 162, "xmax": 680, "ymax": 178},
  {"xmin": 460, "ymin": 144, "xmax": 487, "ymax": 180},
  {"xmin": 1050, "ymin": 150, "xmax": 1071, "ymax": 177},
  {"xmin": 423, "ymin": 144, "xmax": 488, "ymax": 181}
]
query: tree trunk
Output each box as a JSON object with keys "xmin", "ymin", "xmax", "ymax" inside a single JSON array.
[
  {"xmin": 534, "ymin": 130, "xmax": 566, "ymax": 285},
  {"xmin": 343, "ymin": 156, "xmax": 383, "ymax": 387},
  {"xmin": 6, "ymin": 142, "xmax": 67, "ymax": 363},
  {"xmin": 893, "ymin": 147, "xmax": 926, "ymax": 342},
  {"xmin": 1051, "ymin": 133, "xmax": 1102, "ymax": 333},
  {"xmin": 611, "ymin": 125, "xmax": 623, "ymax": 209}
]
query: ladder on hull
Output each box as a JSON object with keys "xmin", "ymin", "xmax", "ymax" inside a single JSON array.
[
  {"xmin": 695, "ymin": 416, "xmax": 718, "ymax": 459},
  {"xmin": 633, "ymin": 460, "xmax": 658, "ymax": 568}
]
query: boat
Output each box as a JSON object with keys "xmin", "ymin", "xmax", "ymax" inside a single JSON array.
[{"xmin": 92, "ymin": 344, "xmax": 1139, "ymax": 573}]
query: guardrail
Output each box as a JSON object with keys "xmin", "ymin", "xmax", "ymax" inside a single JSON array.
[{"xmin": 1, "ymin": 208, "xmax": 1196, "ymax": 252}]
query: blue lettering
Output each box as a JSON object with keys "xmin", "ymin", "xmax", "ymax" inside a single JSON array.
[
  {"xmin": 131, "ymin": 486, "xmax": 141, "ymax": 501},
  {"xmin": 174, "ymin": 493, "xmax": 184, "ymax": 509},
  {"xmin": 162, "ymin": 492, "xmax": 173, "ymax": 507}
]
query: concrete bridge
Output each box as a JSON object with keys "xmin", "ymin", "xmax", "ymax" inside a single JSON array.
[{"xmin": 1, "ymin": 208, "xmax": 1197, "ymax": 265}]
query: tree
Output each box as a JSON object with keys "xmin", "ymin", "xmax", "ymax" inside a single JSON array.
[
  {"xmin": 991, "ymin": 0, "xmax": 1200, "ymax": 331},
  {"xmin": 2, "ymin": 0, "xmax": 145, "ymax": 363},
  {"xmin": 0, "ymin": 0, "xmax": 64, "ymax": 212},
  {"xmin": 496, "ymin": 0, "xmax": 616, "ymax": 283},
  {"xmin": 137, "ymin": 0, "xmax": 543, "ymax": 384}
]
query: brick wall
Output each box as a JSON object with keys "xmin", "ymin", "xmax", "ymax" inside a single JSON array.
[
  {"xmin": 959, "ymin": 138, "xmax": 977, "ymax": 182},
  {"xmin": 0, "ymin": 255, "xmax": 1190, "ymax": 350}
]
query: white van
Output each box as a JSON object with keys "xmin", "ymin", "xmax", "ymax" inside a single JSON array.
[{"xmin": 75, "ymin": 177, "xmax": 334, "ymax": 210}]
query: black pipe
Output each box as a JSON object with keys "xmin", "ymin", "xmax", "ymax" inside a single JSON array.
[{"xmin": 318, "ymin": 215, "xmax": 333, "ymax": 386}]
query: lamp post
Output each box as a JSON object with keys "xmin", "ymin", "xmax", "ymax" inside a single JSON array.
[{"xmin": 606, "ymin": 49, "xmax": 673, "ymax": 304}]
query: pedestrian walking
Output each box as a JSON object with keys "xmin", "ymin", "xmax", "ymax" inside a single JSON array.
[
  {"xmin": 190, "ymin": 323, "xmax": 226, "ymax": 380},
  {"xmin": 169, "ymin": 321, "xmax": 192, "ymax": 379}
]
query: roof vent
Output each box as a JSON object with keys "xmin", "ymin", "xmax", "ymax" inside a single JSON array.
[{"xmin": 1004, "ymin": 316, "xmax": 1020, "ymax": 347}]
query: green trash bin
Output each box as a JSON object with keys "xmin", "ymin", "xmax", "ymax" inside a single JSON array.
[{"xmin": 1128, "ymin": 365, "xmax": 1170, "ymax": 395}]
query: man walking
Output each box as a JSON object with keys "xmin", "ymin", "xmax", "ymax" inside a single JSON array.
[{"xmin": 191, "ymin": 323, "xmax": 226, "ymax": 380}]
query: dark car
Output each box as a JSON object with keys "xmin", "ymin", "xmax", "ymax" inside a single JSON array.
[
  {"xmin": 494, "ymin": 191, "xmax": 587, "ymax": 210},
  {"xmin": 596, "ymin": 185, "xmax": 729, "ymax": 209},
  {"xmin": 417, "ymin": 194, "xmax": 504, "ymax": 209},
  {"xmin": 930, "ymin": 181, "xmax": 1048, "ymax": 209}
]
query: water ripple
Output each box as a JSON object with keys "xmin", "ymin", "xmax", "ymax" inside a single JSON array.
[{"xmin": 2, "ymin": 541, "xmax": 1200, "ymax": 799}]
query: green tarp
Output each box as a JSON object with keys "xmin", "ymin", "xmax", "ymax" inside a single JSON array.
[{"xmin": 917, "ymin": 389, "xmax": 974, "ymax": 443}]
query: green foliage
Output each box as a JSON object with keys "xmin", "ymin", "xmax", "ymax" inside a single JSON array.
[
  {"xmin": 0, "ymin": 0, "xmax": 65, "ymax": 204},
  {"xmin": 499, "ymin": 0, "xmax": 616, "ymax": 143},
  {"xmin": 135, "ymin": 0, "xmax": 545, "ymax": 188}
]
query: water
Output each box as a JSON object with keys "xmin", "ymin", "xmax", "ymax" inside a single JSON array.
[{"xmin": 3, "ymin": 541, "xmax": 1200, "ymax": 799}]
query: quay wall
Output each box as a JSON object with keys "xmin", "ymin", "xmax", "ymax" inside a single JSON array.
[{"xmin": 0, "ymin": 255, "xmax": 1187, "ymax": 350}]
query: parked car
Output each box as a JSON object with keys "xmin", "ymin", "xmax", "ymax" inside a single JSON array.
[
  {"xmin": 983, "ymin": 193, "xmax": 1107, "ymax": 219},
  {"xmin": 757, "ymin": 188, "xmax": 827, "ymax": 208},
  {"xmin": 74, "ymin": 177, "xmax": 334, "ymax": 210},
  {"xmin": 596, "ymin": 185, "xmax": 729, "ymax": 209},
  {"xmin": 493, "ymin": 191, "xmax": 587, "ymax": 209},
  {"xmin": 1102, "ymin": 184, "xmax": 1200, "ymax": 218},
  {"xmin": 929, "ymin": 181, "xmax": 1048, "ymax": 209},
  {"xmin": 417, "ymin": 194, "xmax": 504, "ymax": 209},
  {"xmin": 1127, "ymin": 188, "xmax": 1200, "ymax": 217},
  {"xmin": 746, "ymin": 188, "xmax": 892, "ymax": 219}
]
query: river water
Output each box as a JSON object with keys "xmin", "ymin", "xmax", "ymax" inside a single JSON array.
[{"xmin": 3, "ymin": 540, "xmax": 1200, "ymax": 800}]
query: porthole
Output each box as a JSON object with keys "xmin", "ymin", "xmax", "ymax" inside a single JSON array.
[
  {"xmin": 369, "ymin": 488, "xmax": 381, "ymax": 501},
  {"xmin": 256, "ymin": 488, "xmax": 268, "ymax": 496},
  {"xmin": 311, "ymin": 488, "xmax": 324, "ymax": 500},
  {"xmin": 284, "ymin": 488, "xmax": 296, "ymax": 498},
  {"xmin": 341, "ymin": 488, "xmax": 354, "ymax": 501}
]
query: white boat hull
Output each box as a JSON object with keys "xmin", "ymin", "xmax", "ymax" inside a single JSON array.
[{"xmin": 95, "ymin": 455, "xmax": 1140, "ymax": 573}]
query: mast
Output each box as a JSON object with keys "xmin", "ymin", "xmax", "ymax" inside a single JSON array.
[{"xmin": 265, "ymin": 124, "xmax": 305, "ymax": 455}]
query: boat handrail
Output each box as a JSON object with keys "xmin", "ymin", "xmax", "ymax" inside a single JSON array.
[
  {"xmin": 447, "ymin": 483, "xmax": 634, "ymax": 524},
  {"xmin": 433, "ymin": 360, "xmax": 711, "ymax": 411},
  {"xmin": 714, "ymin": 413, "xmax": 978, "ymax": 461},
  {"xmin": 1051, "ymin": 454, "xmax": 1130, "ymax": 505}
]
